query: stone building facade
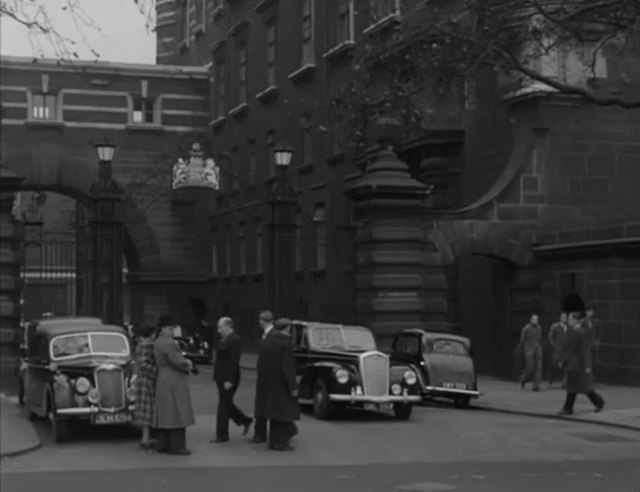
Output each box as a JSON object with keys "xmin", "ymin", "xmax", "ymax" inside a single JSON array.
[{"xmin": 1, "ymin": 0, "xmax": 638, "ymax": 385}]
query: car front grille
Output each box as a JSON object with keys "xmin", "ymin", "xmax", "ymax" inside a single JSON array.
[
  {"xmin": 360, "ymin": 352, "xmax": 389, "ymax": 397},
  {"xmin": 94, "ymin": 366, "xmax": 125, "ymax": 411}
]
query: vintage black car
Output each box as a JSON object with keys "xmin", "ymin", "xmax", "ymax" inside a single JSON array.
[
  {"xmin": 18, "ymin": 316, "xmax": 136, "ymax": 443},
  {"xmin": 174, "ymin": 335, "xmax": 211, "ymax": 364},
  {"xmin": 288, "ymin": 321, "xmax": 422, "ymax": 420},
  {"xmin": 390, "ymin": 329, "xmax": 481, "ymax": 407}
]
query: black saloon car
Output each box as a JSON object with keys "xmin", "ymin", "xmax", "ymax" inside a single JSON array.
[
  {"xmin": 287, "ymin": 321, "xmax": 422, "ymax": 420},
  {"xmin": 18, "ymin": 316, "xmax": 136, "ymax": 443}
]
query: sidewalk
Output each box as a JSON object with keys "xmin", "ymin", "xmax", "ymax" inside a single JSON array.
[
  {"xmin": 240, "ymin": 353, "xmax": 640, "ymax": 431},
  {"xmin": 0, "ymin": 395, "xmax": 41, "ymax": 459}
]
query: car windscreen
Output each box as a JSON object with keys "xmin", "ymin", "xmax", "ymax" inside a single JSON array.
[
  {"xmin": 50, "ymin": 332, "xmax": 130, "ymax": 360},
  {"xmin": 309, "ymin": 327, "xmax": 377, "ymax": 351},
  {"xmin": 428, "ymin": 339, "xmax": 469, "ymax": 356}
]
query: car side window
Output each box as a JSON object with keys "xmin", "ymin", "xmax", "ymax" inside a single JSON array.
[{"xmin": 292, "ymin": 324, "xmax": 307, "ymax": 348}]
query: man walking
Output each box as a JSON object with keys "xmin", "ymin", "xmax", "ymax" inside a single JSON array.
[
  {"xmin": 519, "ymin": 313, "xmax": 543, "ymax": 391},
  {"xmin": 558, "ymin": 311, "xmax": 605, "ymax": 416},
  {"xmin": 211, "ymin": 317, "xmax": 252, "ymax": 443},
  {"xmin": 548, "ymin": 312, "xmax": 568, "ymax": 387},
  {"xmin": 251, "ymin": 310, "xmax": 275, "ymax": 444},
  {"xmin": 584, "ymin": 308, "xmax": 601, "ymax": 367},
  {"xmin": 261, "ymin": 318, "xmax": 300, "ymax": 451}
]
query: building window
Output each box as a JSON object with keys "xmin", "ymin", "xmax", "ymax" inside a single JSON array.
[
  {"xmin": 248, "ymin": 139, "xmax": 257, "ymax": 183},
  {"xmin": 255, "ymin": 224, "xmax": 264, "ymax": 274},
  {"xmin": 237, "ymin": 41, "xmax": 248, "ymax": 105},
  {"xmin": 294, "ymin": 212, "xmax": 303, "ymax": 272},
  {"xmin": 132, "ymin": 96, "xmax": 155, "ymax": 124},
  {"xmin": 301, "ymin": 0, "xmax": 314, "ymax": 65},
  {"xmin": 178, "ymin": 0, "xmax": 190, "ymax": 46},
  {"xmin": 370, "ymin": 0, "xmax": 400, "ymax": 24},
  {"xmin": 266, "ymin": 18, "xmax": 277, "ymax": 86},
  {"xmin": 266, "ymin": 129, "xmax": 276, "ymax": 175},
  {"xmin": 224, "ymin": 228, "xmax": 232, "ymax": 276},
  {"xmin": 238, "ymin": 225, "xmax": 247, "ymax": 275},
  {"xmin": 313, "ymin": 204, "xmax": 326, "ymax": 270},
  {"xmin": 31, "ymin": 93, "xmax": 56, "ymax": 120},
  {"xmin": 214, "ymin": 59, "xmax": 225, "ymax": 118},
  {"xmin": 301, "ymin": 114, "xmax": 312, "ymax": 167},
  {"xmin": 211, "ymin": 240, "xmax": 219, "ymax": 275},
  {"xmin": 337, "ymin": 0, "xmax": 354, "ymax": 43}
]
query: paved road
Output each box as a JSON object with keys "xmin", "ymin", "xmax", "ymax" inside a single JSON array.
[{"xmin": 2, "ymin": 367, "xmax": 639, "ymax": 492}]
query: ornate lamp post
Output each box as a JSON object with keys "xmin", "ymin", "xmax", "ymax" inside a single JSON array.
[
  {"xmin": 78, "ymin": 141, "xmax": 123, "ymax": 324},
  {"xmin": 268, "ymin": 142, "xmax": 296, "ymax": 316}
]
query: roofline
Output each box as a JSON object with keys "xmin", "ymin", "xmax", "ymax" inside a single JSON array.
[{"xmin": 0, "ymin": 55, "xmax": 209, "ymax": 79}]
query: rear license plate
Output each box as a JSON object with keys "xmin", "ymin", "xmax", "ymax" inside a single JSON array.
[
  {"xmin": 443, "ymin": 382, "xmax": 467, "ymax": 390},
  {"xmin": 364, "ymin": 403, "xmax": 391, "ymax": 412},
  {"xmin": 92, "ymin": 412, "xmax": 132, "ymax": 425}
]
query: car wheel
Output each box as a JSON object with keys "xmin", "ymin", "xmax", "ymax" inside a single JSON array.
[
  {"xmin": 454, "ymin": 396, "xmax": 471, "ymax": 408},
  {"xmin": 393, "ymin": 403, "xmax": 413, "ymax": 421},
  {"xmin": 48, "ymin": 397, "xmax": 70, "ymax": 443},
  {"xmin": 312, "ymin": 379, "xmax": 334, "ymax": 420}
]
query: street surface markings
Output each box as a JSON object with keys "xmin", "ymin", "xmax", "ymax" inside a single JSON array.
[
  {"xmin": 471, "ymin": 475, "xmax": 486, "ymax": 479},
  {"xmin": 567, "ymin": 432, "xmax": 639, "ymax": 443},
  {"xmin": 392, "ymin": 483, "xmax": 457, "ymax": 491}
]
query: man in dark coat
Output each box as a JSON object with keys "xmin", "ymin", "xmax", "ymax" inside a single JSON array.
[
  {"xmin": 251, "ymin": 310, "xmax": 275, "ymax": 443},
  {"xmin": 584, "ymin": 308, "xmax": 601, "ymax": 367},
  {"xmin": 261, "ymin": 318, "xmax": 300, "ymax": 451},
  {"xmin": 548, "ymin": 312, "xmax": 568, "ymax": 387},
  {"xmin": 211, "ymin": 317, "xmax": 252, "ymax": 443},
  {"xmin": 518, "ymin": 313, "xmax": 543, "ymax": 391},
  {"xmin": 558, "ymin": 311, "xmax": 605, "ymax": 416}
]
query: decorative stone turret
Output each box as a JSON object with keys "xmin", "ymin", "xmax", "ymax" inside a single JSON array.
[
  {"xmin": 345, "ymin": 110, "xmax": 433, "ymax": 336},
  {"xmin": 0, "ymin": 166, "xmax": 24, "ymax": 390}
]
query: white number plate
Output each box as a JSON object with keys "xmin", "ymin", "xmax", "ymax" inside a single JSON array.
[
  {"xmin": 364, "ymin": 403, "xmax": 391, "ymax": 412},
  {"xmin": 443, "ymin": 382, "xmax": 467, "ymax": 390},
  {"xmin": 93, "ymin": 412, "xmax": 132, "ymax": 425}
]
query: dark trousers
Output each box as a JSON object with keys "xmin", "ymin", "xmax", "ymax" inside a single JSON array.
[
  {"xmin": 520, "ymin": 345, "xmax": 542, "ymax": 388},
  {"xmin": 562, "ymin": 390, "xmax": 604, "ymax": 413},
  {"xmin": 254, "ymin": 417, "xmax": 268, "ymax": 441},
  {"xmin": 156, "ymin": 428, "xmax": 187, "ymax": 454},
  {"xmin": 215, "ymin": 381, "xmax": 251, "ymax": 439},
  {"xmin": 268, "ymin": 420, "xmax": 296, "ymax": 449}
]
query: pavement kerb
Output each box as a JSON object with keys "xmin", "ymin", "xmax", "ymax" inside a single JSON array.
[
  {"xmin": 0, "ymin": 440, "xmax": 42, "ymax": 460},
  {"xmin": 241, "ymin": 359, "xmax": 640, "ymax": 432}
]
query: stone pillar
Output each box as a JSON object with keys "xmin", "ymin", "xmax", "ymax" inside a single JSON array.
[
  {"xmin": 0, "ymin": 167, "xmax": 24, "ymax": 390},
  {"xmin": 345, "ymin": 141, "xmax": 433, "ymax": 337}
]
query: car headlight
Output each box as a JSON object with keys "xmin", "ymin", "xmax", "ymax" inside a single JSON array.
[
  {"xmin": 88, "ymin": 388, "xmax": 100, "ymax": 404},
  {"xmin": 74, "ymin": 377, "xmax": 92, "ymax": 395},
  {"xmin": 126, "ymin": 386, "xmax": 136, "ymax": 402},
  {"xmin": 404, "ymin": 370, "xmax": 417, "ymax": 385},
  {"xmin": 334, "ymin": 368, "xmax": 349, "ymax": 384},
  {"xmin": 391, "ymin": 383, "xmax": 402, "ymax": 395}
]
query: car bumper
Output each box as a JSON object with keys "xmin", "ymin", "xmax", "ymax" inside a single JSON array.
[
  {"xmin": 329, "ymin": 394, "xmax": 422, "ymax": 404},
  {"xmin": 423, "ymin": 386, "xmax": 481, "ymax": 397},
  {"xmin": 56, "ymin": 404, "xmax": 135, "ymax": 416}
]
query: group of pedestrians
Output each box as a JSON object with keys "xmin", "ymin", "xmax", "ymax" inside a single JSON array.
[
  {"xmin": 518, "ymin": 308, "xmax": 605, "ymax": 415},
  {"xmin": 130, "ymin": 310, "xmax": 300, "ymax": 455}
]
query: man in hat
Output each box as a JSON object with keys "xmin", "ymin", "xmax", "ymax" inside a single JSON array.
[{"xmin": 251, "ymin": 310, "xmax": 275, "ymax": 443}]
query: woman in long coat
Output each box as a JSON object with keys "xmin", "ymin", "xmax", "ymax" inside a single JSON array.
[
  {"xmin": 558, "ymin": 311, "xmax": 605, "ymax": 415},
  {"xmin": 153, "ymin": 324, "xmax": 195, "ymax": 455},
  {"xmin": 132, "ymin": 325, "xmax": 158, "ymax": 449}
]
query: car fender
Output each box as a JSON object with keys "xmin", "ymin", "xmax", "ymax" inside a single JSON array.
[{"xmin": 304, "ymin": 361, "xmax": 353, "ymax": 392}]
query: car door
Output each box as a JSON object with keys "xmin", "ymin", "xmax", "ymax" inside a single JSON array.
[
  {"xmin": 392, "ymin": 334, "xmax": 424, "ymax": 371},
  {"xmin": 291, "ymin": 324, "xmax": 312, "ymax": 399},
  {"xmin": 26, "ymin": 333, "xmax": 50, "ymax": 416}
]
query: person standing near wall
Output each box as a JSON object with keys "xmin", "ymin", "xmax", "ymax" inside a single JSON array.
[{"xmin": 518, "ymin": 313, "xmax": 543, "ymax": 392}]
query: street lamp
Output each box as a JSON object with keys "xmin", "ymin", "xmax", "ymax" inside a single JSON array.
[
  {"xmin": 269, "ymin": 142, "xmax": 297, "ymax": 317},
  {"xmin": 95, "ymin": 141, "xmax": 116, "ymax": 164}
]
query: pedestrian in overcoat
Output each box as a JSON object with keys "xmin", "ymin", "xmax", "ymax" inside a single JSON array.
[
  {"xmin": 153, "ymin": 323, "xmax": 195, "ymax": 455},
  {"xmin": 261, "ymin": 318, "xmax": 300, "ymax": 451},
  {"xmin": 558, "ymin": 312, "xmax": 605, "ymax": 416},
  {"xmin": 211, "ymin": 317, "xmax": 252, "ymax": 443},
  {"xmin": 518, "ymin": 313, "xmax": 543, "ymax": 391},
  {"xmin": 132, "ymin": 325, "xmax": 158, "ymax": 449},
  {"xmin": 547, "ymin": 312, "xmax": 568, "ymax": 387},
  {"xmin": 251, "ymin": 310, "xmax": 276, "ymax": 443}
]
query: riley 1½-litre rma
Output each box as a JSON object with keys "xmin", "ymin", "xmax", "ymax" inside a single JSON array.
[
  {"xmin": 390, "ymin": 329, "xmax": 481, "ymax": 408},
  {"xmin": 288, "ymin": 321, "xmax": 422, "ymax": 420},
  {"xmin": 18, "ymin": 316, "xmax": 137, "ymax": 443}
]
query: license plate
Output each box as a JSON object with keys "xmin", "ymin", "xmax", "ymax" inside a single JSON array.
[
  {"xmin": 364, "ymin": 403, "xmax": 391, "ymax": 412},
  {"xmin": 443, "ymin": 382, "xmax": 467, "ymax": 390},
  {"xmin": 93, "ymin": 412, "xmax": 132, "ymax": 425}
]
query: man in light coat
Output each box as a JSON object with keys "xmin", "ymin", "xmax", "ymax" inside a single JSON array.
[
  {"xmin": 519, "ymin": 313, "xmax": 543, "ymax": 391},
  {"xmin": 153, "ymin": 323, "xmax": 195, "ymax": 455}
]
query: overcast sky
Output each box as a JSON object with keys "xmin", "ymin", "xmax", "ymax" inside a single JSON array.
[{"xmin": 1, "ymin": 0, "xmax": 156, "ymax": 63}]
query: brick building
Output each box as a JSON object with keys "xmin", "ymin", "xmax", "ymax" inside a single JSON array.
[{"xmin": 1, "ymin": 0, "xmax": 639, "ymax": 385}]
